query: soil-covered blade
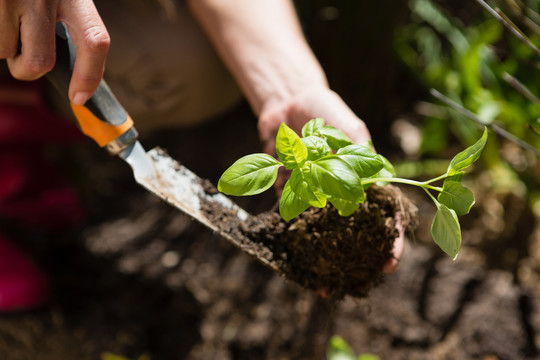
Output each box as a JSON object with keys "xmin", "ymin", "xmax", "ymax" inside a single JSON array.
[
  {"xmin": 128, "ymin": 147, "xmax": 283, "ymax": 269},
  {"xmin": 138, "ymin": 148, "xmax": 250, "ymax": 230}
]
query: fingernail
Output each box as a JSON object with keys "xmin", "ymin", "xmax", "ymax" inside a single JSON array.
[{"xmin": 72, "ymin": 92, "xmax": 90, "ymax": 106}]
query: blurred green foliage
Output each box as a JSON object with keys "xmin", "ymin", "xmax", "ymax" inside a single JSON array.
[
  {"xmin": 395, "ymin": 0, "xmax": 540, "ymax": 212},
  {"xmin": 396, "ymin": 0, "xmax": 540, "ymax": 155}
]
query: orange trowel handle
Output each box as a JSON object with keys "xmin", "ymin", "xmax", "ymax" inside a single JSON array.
[
  {"xmin": 67, "ymin": 84, "xmax": 134, "ymax": 148},
  {"xmin": 46, "ymin": 23, "xmax": 136, "ymax": 154}
]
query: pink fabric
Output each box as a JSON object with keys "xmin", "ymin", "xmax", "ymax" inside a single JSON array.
[
  {"xmin": 0, "ymin": 149, "xmax": 85, "ymax": 229},
  {"xmin": 0, "ymin": 234, "xmax": 50, "ymax": 311},
  {"xmin": 0, "ymin": 79, "xmax": 85, "ymax": 230},
  {"xmin": 0, "ymin": 80, "xmax": 82, "ymax": 145},
  {"xmin": 0, "ymin": 79, "xmax": 86, "ymax": 310}
]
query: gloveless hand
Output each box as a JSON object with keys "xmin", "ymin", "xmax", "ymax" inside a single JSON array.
[
  {"xmin": 0, "ymin": 0, "xmax": 110, "ymax": 105},
  {"xmin": 257, "ymin": 86, "xmax": 404, "ymax": 274}
]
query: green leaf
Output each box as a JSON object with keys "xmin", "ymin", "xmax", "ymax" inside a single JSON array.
[
  {"xmin": 279, "ymin": 181, "xmax": 311, "ymax": 221},
  {"xmin": 447, "ymin": 127, "xmax": 488, "ymax": 175},
  {"xmin": 378, "ymin": 155, "xmax": 396, "ymax": 177},
  {"xmin": 329, "ymin": 197, "xmax": 359, "ymax": 216},
  {"xmin": 336, "ymin": 145, "xmax": 384, "ymax": 178},
  {"xmin": 445, "ymin": 171, "xmax": 465, "ymax": 183},
  {"xmin": 529, "ymin": 118, "xmax": 540, "ymax": 136},
  {"xmin": 319, "ymin": 126, "xmax": 354, "ymax": 150},
  {"xmin": 438, "ymin": 181, "xmax": 475, "ymax": 216},
  {"xmin": 326, "ymin": 336, "xmax": 356, "ymax": 360},
  {"xmin": 218, "ymin": 153, "xmax": 282, "ymax": 196},
  {"xmin": 289, "ymin": 167, "xmax": 327, "ymax": 208},
  {"xmin": 276, "ymin": 122, "xmax": 308, "ymax": 169},
  {"xmin": 459, "ymin": 20, "xmax": 502, "ymax": 95},
  {"xmin": 365, "ymin": 155, "xmax": 396, "ymax": 188},
  {"xmin": 431, "ymin": 202, "xmax": 462, "ymax": 260},
  {"xmin": 420, "ymin": 117, "xmax": 449, "ymax": 155},
  {"xmin": 311, "ymin": 156, "xmax": 365, "ymax": 203},
  {"xmin": 301, "ymin": 117, "xmax": 325, "ymax": 137},
  {"xmin": 302, "ymin": 135, "xmax": 332, "ymax": 161}
]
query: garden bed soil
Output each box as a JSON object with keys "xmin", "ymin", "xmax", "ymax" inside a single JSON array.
[{"xmin": 0, "ymin": 104, "xmax": 539, "ymax": 360}]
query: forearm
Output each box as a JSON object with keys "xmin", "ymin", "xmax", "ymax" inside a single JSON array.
[{"xmin": 186, "ymin": 0, "xmax": 328, "ymax": 116}]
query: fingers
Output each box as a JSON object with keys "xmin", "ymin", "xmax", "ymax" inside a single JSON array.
[
  {"xmin": 59, "ymin": 0, "xmax": 110, "ymax": 105},
  {"xmin": 0, "ymin": 2, "xmax": 20, "ymax": 59},
  {"xmin": 5, "ymin": 0, "xmax": 57, "ymax": 81},
  {"xmin": 1, "ymin": 0, "xmax": 110, "ymax": 105},
  {"xmin": 382, "ymin": 212, "xmax": 405, "ymax": 274}
]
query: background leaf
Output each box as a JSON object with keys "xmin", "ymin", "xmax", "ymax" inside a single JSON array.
[
  {"xmin": 217, "ymin": 154, "xmax": 282, "ymax": 196},
  {"xmin": 431, "ymin": 202, "xmax": 462, "ymax": 260}
]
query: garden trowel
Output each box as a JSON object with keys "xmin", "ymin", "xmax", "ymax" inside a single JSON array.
[{"xmin": 46, "ymin": 23, "xmax": 255, "ymax": 254}]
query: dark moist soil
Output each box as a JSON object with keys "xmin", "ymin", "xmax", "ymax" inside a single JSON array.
[
  {"xmin": 1, "ymin": 103, "xmax": 540, "ymax": 360},
  {"xmin": 201, "ymin": 183, "xmax": 415, "ymax": 300}
]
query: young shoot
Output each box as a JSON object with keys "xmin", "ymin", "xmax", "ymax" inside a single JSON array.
[{"xmin": 218, "ymin": 118, "xmax": 488, "ymax": 260}]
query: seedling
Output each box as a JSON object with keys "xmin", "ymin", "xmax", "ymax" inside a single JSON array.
[
  {"xmin": 218, "ymin": 118, "xmax": 488, "ymax": 260},
  {"xmin": 326, "ymin": 335, "xmax": 379, "ymax": 360}
]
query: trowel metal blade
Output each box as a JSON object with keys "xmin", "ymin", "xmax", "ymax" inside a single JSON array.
[{"xmin": 121, "ymin": 144, "xmax": 250, "ymax": 232}]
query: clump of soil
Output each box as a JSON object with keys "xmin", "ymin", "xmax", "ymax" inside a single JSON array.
[
  {"xmin": 248, "ymin": 186, "xmax": 416, "ymax": 299},
  {"xmin": 203, "ymin": 184, "xmax": 418, "ymax": 300}
]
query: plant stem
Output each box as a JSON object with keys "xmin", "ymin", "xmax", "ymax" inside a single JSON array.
[
  {"xmin": 361, "ymin": 177, "xmax": 443, "ymax": 193},
  {"xmin": 422, "ymin": 173, "xmax": 447, "ymax": 184},
  {"xmin": 423, "ymin": 186, "xmax": 439, "ymax": 205}
]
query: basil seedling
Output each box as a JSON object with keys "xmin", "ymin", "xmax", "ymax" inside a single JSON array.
[{"xmin": 218, "ymin": 118, "xmax": 488, "ymax": 260}]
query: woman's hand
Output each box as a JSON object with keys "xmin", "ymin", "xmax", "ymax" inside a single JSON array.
[
  {"xmin": 0, "ymin": 0, "xmax": 110, "ymax": 105},
  {"xmin": 258, "ymin": 86, "xmax": 372, "ymax": 154},
  {"xmin": 257, "ymin": 87, "xmax": 404, "ymax": 274}
]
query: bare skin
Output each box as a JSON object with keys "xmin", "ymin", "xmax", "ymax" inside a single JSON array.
[
  {"xmin": 0, "ymin": 0, "xmax": 403, "ymax": 273},
  {"xmin": 0, "ymin": 0, "xmax": 110, "ymax": 105}
]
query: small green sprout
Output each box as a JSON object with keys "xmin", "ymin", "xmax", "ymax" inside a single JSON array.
[
  {"xmin": 326, "ymin": 335, "xmax": 380, "ymax": 360},
  {"xmin": 218, "ymin": 118, "xmax": 488, "ymax": 259}
]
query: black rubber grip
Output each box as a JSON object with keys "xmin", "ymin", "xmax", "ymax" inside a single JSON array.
[{"xmin": 45, "ymin": 22, "xmax": 128, "ymax": 127}]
